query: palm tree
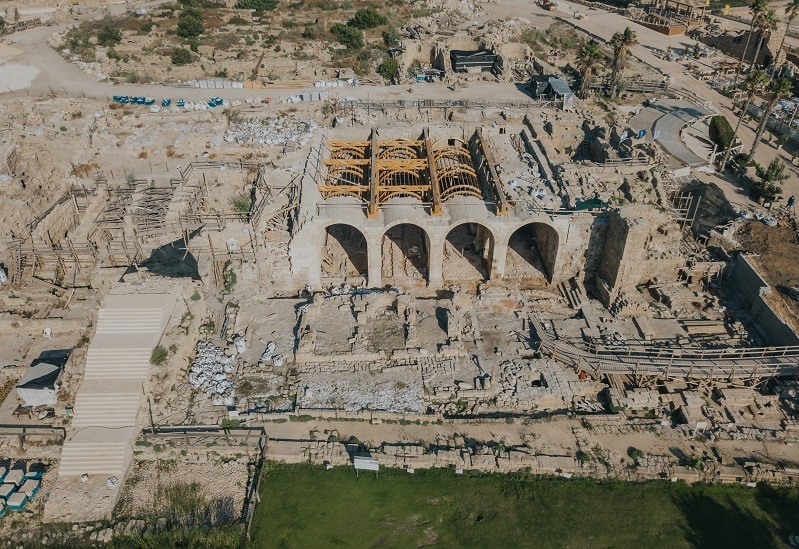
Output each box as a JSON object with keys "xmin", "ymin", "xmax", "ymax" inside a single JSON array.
[
  {"xmin": 738, "ymin": 0, "xmax": 768, "ymax": 78},
  {"xmin": 718, "ymin": 70, "xmax": 769, "ymax": 171},
  {"xmin": 776, "ymin": 0, "xmax": 799, "ymax": 73},
  {"xmin": 750, "ymin": 8, "xmax": 779, "ymax": 71},
  {"xmin": 749, "ymin": 76, "xmax": 793, "ymax": 158},
  {"xmin": 575, "ymin": 40, "xmax": 604, "ymax": 99},
  {"xmin": 608, "ymin": 27, "xmax": 637, "ymax": 98}
]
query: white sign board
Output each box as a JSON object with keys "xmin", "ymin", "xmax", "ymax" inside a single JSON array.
[{"xmin": 354, "ymin": 457, "xmax": 379, "ymax": 472}]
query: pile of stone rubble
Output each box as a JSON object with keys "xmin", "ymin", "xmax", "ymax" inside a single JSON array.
[
  {"xmin": 188, "ymin": 341, "xmax": 236, "ymax": 406},
  {"xmin": 298, "ymin": 375, "xmax": 424, "ymax": 413},
  {"xmin": 224, "ymin": 117, "xmax": 318, "ymax": 146}
]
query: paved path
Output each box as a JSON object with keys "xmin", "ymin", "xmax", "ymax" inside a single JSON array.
[{"xmin": 44, "ymin": 284, "xmax": 177, "ymax": 523}]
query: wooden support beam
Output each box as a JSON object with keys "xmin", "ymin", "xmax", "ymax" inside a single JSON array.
[
  {"xmin": 374, "ymin": 159, "xmax": 429, "ymax": 170},
  {"xmin": 424, "ymin": 128, "xmax": 442, "ymax": 215},
  {"xmin": 475, "ymin": 128, "xmax": 509, "ymax": 216},
  {"xmin": 326, "ymin": 140, "xmax": 371, "ymax": 147},
  {"xmin": 323, "ymin": 159, "xmax": 371, "ymax": 166},
  {"xmin": 317, "ymin": 185, "xmax": 370, "ymax": 193},
  {"xmin": 367, "ymin": 129, "xmax": 378, "ymax": 218}
]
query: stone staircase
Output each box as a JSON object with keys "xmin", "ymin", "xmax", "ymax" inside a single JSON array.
[
  {"xmin": 44, "ymin": 285, "xmax": 177, "ymax": 522},
  {"xmin": 559, "ymin": 278, "xmax": 584, "ymax": 309}
]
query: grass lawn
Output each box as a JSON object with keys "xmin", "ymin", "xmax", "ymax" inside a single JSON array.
[{"xmin": 249, "ymin": 463, "xmax": 799, "ymax": 549}]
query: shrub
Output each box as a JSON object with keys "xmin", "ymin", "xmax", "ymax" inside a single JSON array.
[
  {"xmin": 577, "ymin": 451, "xmax": 591, "ymax": 463},
  {"xmin": 302, "ymin": 25, "xmax": 317, "ymax": 39},
  {"xmin": 235, "ymin": 0, "xmax": 279, "ymax": 10},
  {"xmin": 628, "ymin": 447, "xmax": 644, "ymax": 461},
  {"xmin": 382, "ymin": 27, "xmax": 400, "ymax": 47},
  {"xmin": 349, "ymin": 7, "xmax": 387, "ymax": 29},
  {"xmin": 223, "ymin": 268, "xmax": 237, "ymax": 292},
  {"xmin": 177, "ymin": 15, "xmax": 204, "ymax": 38},
  {"xmin": 171, "ymin": 47, "xmax": 193, "ymax": 65},
  {"xmin": 97, "ymin": 25, "xmax": 122, "ymax": 47},
  {"xmin": 331, "ymin": 23, "xmax": 363, "ymax": 50},
  {"xmin": 709, "ymin": 115, "xmax": 734, "ymax": 150},
  {"xmin": 107, "ymin": 48, "xmax": 121, "ymax": 60},
  {"xmin": 229, "ymin": 15, "xmax": 249, "ymax": 25},
  {"xmin": 230, "ymin": 193, "xmax": 252, "ymax": 213},
  {"xmin": 150, "ymin": 346, "xmax": 168, "ymax": 365},
  {"xmin": 377, "ymin": 57, "xmax": 399, "ymax": 82}
]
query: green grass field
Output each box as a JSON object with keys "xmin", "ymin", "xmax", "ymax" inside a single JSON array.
[{"xmin": 249, "ymin": 463, "xmax": 799, "ymax": 549}]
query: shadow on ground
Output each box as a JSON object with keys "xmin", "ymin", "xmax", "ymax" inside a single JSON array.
[{"xmin": 673, "ymin": 484, "xmax": 799, "ymax": 549}]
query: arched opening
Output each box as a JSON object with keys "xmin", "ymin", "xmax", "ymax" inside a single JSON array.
[
  {"xmin": 321, "ymin": 224, "xmax": 367, "ymax": 282},
  {"xmin": 443, "ymin": 223, "xmax": 493, "ymax": 281},
  {"xmin": 505, "ymin": 223, "xmax": 559, "ymax": 282},
  {"xmin": 381, "ymin": 224, "xmax": 429, "ymax": 283}
]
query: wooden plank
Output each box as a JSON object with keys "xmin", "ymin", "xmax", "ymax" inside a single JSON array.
[
  {"xmin": 424, "ymin": 128, "xmax": 442, "ymax": 215},
  {"xmin": 367, "ymin": 129, "xmax": 378, "ymax": 218}
]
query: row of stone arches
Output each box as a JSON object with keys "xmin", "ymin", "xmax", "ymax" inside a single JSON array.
[{"xmin": 321, "ymin": 221, "xmax": 560, "ymax": 285}]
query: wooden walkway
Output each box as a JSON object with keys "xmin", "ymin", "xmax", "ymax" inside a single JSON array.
[{"xmin": 530, "ymin": 317, "xmax": 799, "ymax": 383}]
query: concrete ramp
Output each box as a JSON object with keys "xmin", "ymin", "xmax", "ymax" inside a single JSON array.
[{"xmin": 44, "ymin": 285, "xmax": 177, "ymax": 523}]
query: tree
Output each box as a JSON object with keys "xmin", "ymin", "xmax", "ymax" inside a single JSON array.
[
  {"xmin": 377, "ymin": 57, "xmax": 399, "ymax": 83},
  {"xmin": 608, "ymin": 27, "xmax": 637, "ymax": 98},
  {"xmin": 777, "ymin": 0, "xmax": 799, "ymax": 73},
  {"xmin": 718, "ymin": 70, "xmax": 769, "ymax": 171},
  {"xmin": 97, "ymin": 25, "xmax": 122, "ymax": 47},
  {"xmin": 750, "ymin": 8, "xmax": 779, "ymax": 70},
  {"xmin": 349, "ymin": 7, "xmax": 387, "ymax": 29},
  {"xmin": 749, "ymin": 76, "xmax": 793, "ymax": 158},
  {"xmin": 738, "ymin": 0, "xmax": 768, "ymax": 78},
  {"xmin": 171, "ymin": 47, "xmax": 193, "ymax": 65},
  {"xmin": 177, "ymin": 15, "xmax": 204, "ymax": 38},
  {"xmin": 754, "ymin": 157, "xmax": 789, "ymax": 200},
  {"xmin": 709, "ymin": 115, "xmax": 735, "ymax": 150},
  {"xmin": 330, "ymin": 23, "xmax": 364, "ymax": 50},
  {"xmin": 575, "ymin": 40, "xmax": 604, "ymax": 99},
  {"xmin": 234, "ymin": 0, "xmax": 278, "ymax": 10}
]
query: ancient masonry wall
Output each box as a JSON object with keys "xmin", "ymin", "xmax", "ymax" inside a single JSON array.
[
  {"xmin": 726, "ymin": 254, "xmax": 799, "ymax": 347},
  {"xmin": 596, "ymin": 206, "xmax": 683, "ymax": 305}
]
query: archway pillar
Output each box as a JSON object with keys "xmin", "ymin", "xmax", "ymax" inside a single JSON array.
[
  {"xmin": 490, "ymin": 237, "xmax": 508, "ymax": 280},
  {"xmin": 366, "ymin": 234, "xmax": 382, "ymax": 288},
  {"xmin": 427, "ymin": 234, "xmax": 445, "ymax": 287}
]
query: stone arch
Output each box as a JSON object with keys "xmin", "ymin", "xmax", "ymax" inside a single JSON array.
[
  {"xmin": 321, "ymin": 223, "xmax": 368, "ymax": 282},
  {"xmin": 381, "ymin": 223, "xmax": 430, "ymax": 284},
  {"xmin": 504, "ymin": 222, "xmax": 559, "ymax": 282},
  {"xmin": 443, "ymin": 222, "xmax": 495, "ymax": 281}
]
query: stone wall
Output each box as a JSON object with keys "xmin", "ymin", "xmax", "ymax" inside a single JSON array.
[
  {"xmin": 595, "ymin": 205, "xmax": 683, "ymax": 306},
  {"xmin": 725, "ymin": 254, "xmax": 799, "ymax": 346}
]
